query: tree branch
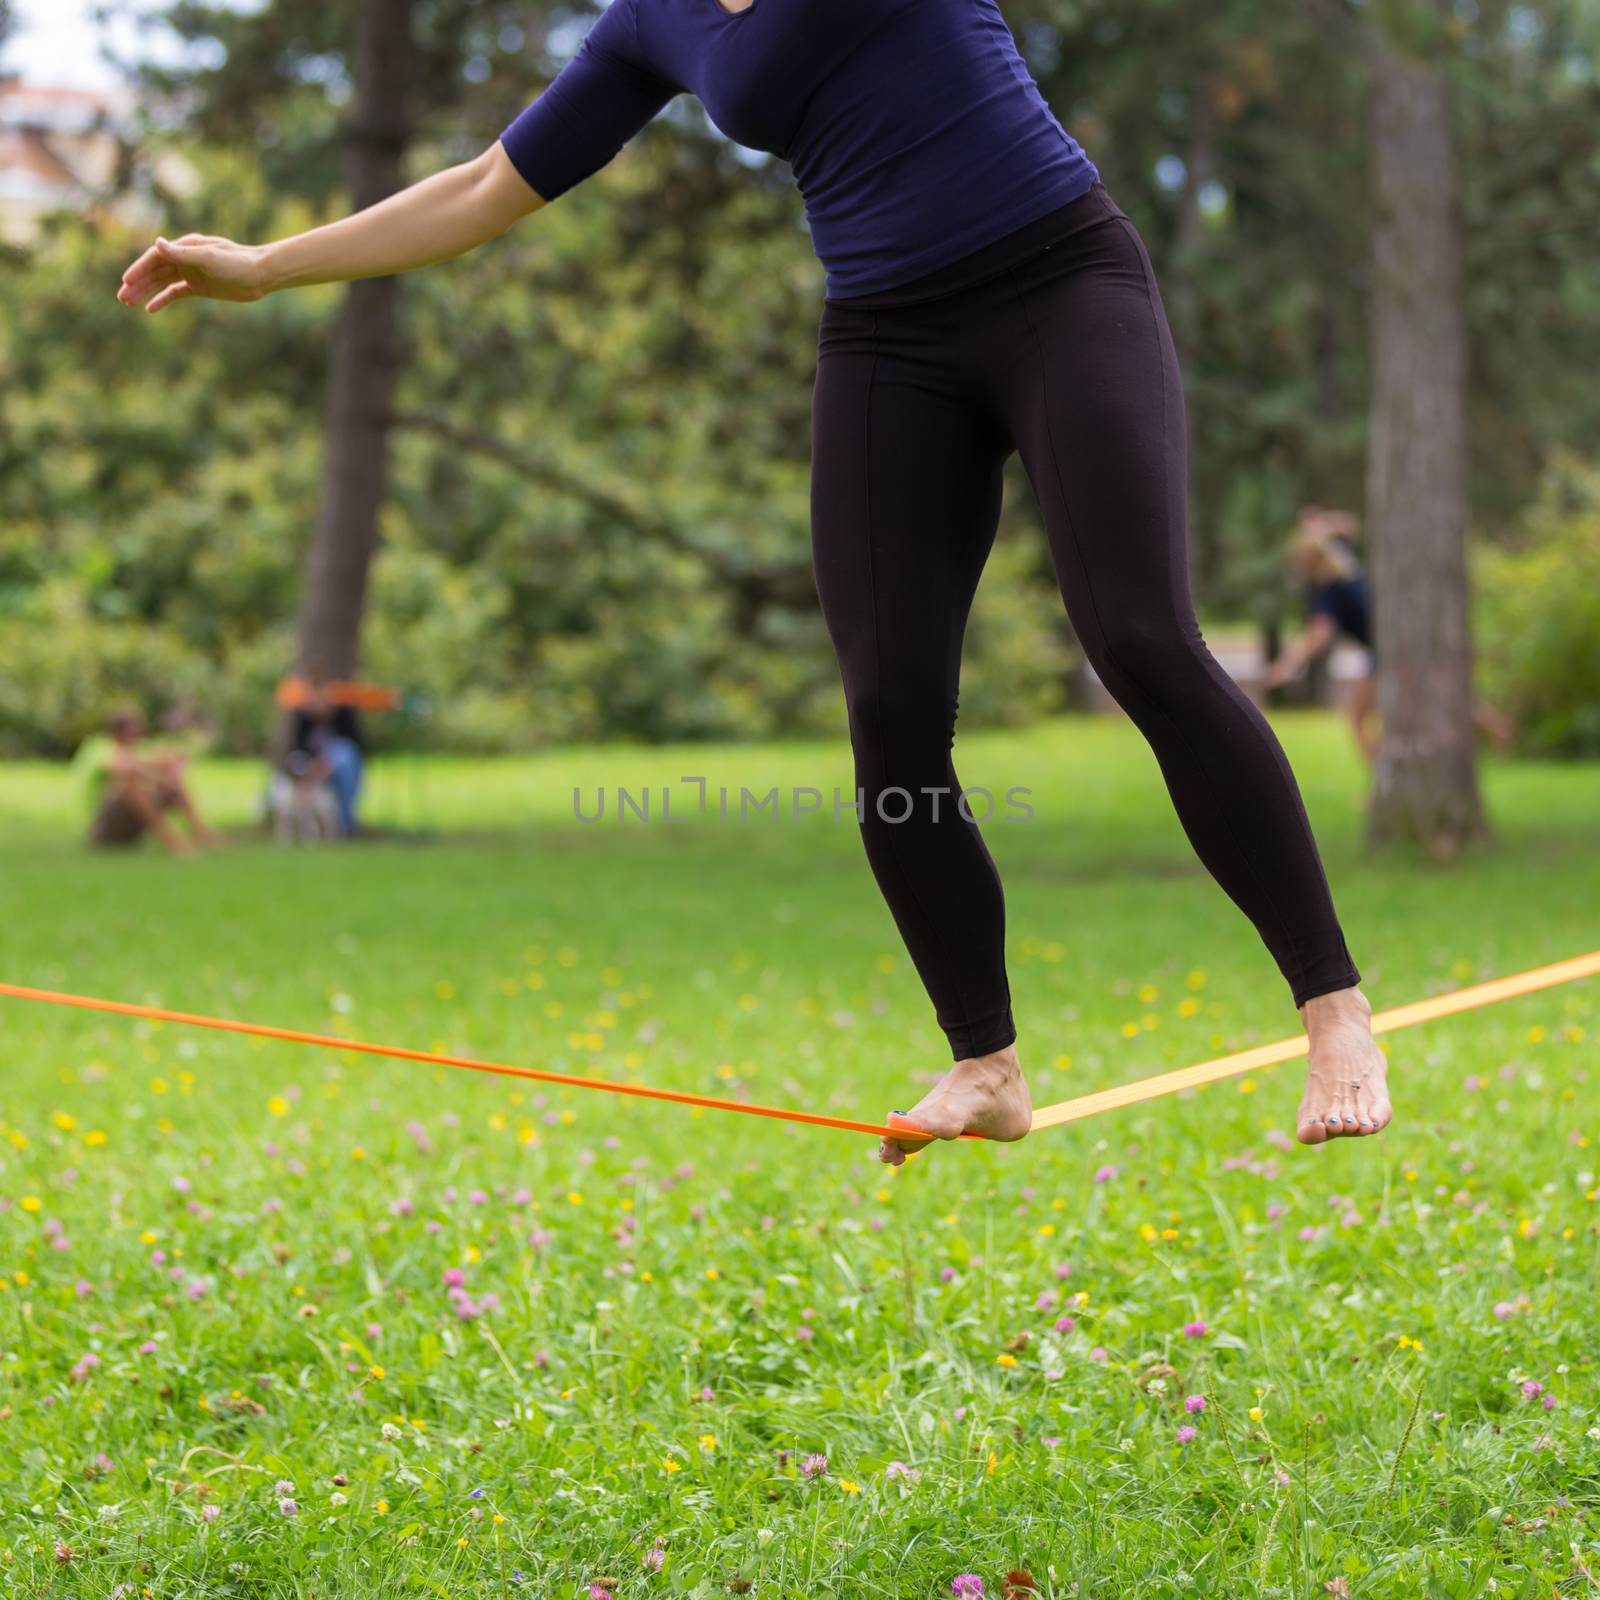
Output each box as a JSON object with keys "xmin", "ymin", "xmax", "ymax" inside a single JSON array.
[{"xmin": 389, "ymin": 410, "xmax": 816, "ymax": 616}]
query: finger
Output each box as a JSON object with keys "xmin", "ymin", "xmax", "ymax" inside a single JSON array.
[
  {"xmin": 120, "ymin": 242, "xmax": 165, "ymax": 284},
  {"xmin": 122, "ymin": 268, "xmax": 180, "ymax": 308},
  {"xmin": 120, "ymin": 263, "xmax": 182, "ymax": 307},
  {"xmin": 123, "ymin": 240, "xmax": 181, "ymax": 289},
  {"xmin": 157, "ymin": 237, "xmax": 212, "ymax": 275},
  {"xmin": 146, "ymin": 282, "xmax": 195, "ymax": 315}
]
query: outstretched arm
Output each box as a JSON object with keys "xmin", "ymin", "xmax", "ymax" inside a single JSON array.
[
  {"xmin": 1263, "ymin": 612, "xmax": 1338, "ymax": 689},
  {"xmin": 117, "ymin": 143, "xmax": 545, "ymax": 314}
]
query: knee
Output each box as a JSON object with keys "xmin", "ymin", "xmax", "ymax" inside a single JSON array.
[
  {"xmin": 843, "ymin": 677, "xmax": 953, "ymax": 790},
  {"xmin": 1085, "ymin": 610, "xmax": 1212, "ymax": 708}
]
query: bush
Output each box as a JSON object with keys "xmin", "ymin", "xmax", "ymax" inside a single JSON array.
[
  {"xmin": 1476, "ymin": 455, "xmax": 1600, "ymax": 759},
  {"xmin": 0, "ymin": 612, "xmax": 211, "ymax": 758}
]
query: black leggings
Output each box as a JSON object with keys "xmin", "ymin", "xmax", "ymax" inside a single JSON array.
[{"xmin": 810, "ymin": 184, "xmax": 1359, "ymax": 1060}]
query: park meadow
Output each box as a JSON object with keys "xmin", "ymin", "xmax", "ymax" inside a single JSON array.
[{"xmin": 0, "ymin": 717, "xmax": 1596, "ymax": 1597}]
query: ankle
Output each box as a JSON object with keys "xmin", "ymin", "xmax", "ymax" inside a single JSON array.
[
  {"xmin": 1300, "ymin": 986, "xmax": 1372, "ymax": 1036},
  {"xmin": 956, "ymin": 1043, "xmax": 1020, "ymax": 1077}
]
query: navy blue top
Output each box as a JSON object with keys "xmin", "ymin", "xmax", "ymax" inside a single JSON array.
[
  {"xmin": 1306, "ymin": 576, "xmax": 1373, "ymax": 650},
  {"xmin": 499, "ymin": 0, "xmax": 1100, "ymax": 299}
]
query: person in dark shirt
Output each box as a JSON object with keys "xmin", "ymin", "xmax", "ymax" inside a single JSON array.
[
  {"xmin": 1266, "ymin": 509, "xmax": 1513, "ymax": 765},
  {"xmin": 1265, "ymin": 509, "xmax": 1380, "ymax": 761},
  {"xmin": 287, "ymin": 679, "xmax": 365, "ymax": 837}
]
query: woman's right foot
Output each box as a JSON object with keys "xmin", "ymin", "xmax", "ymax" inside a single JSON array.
[
  {"xmin": 1296, "ymin": 987, "xmax": 1392, "ymax": 1143},
  {"xmin": 878, "ymin": 1044, "xmax": 1032, "ymax": 1166}
]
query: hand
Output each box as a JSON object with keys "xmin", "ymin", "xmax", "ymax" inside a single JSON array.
[{"xmin": 118, "ymin": 234, "xmax": 271, "ymax": 314}]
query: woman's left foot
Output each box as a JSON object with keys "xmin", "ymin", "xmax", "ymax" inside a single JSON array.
[
  {"xmin": 1296, "ymin": 987, "xmax": 1392, "ymax": 1143},
  {"xmin": 878, "ymin": 1045, "xmax": 1032, "ymax": 1166}
]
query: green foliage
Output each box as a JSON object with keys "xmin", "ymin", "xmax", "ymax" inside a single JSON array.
[
  {"xmin": 0, "ymin": 720, "xmax": 1597, "ymax": 1593},
  {"xmin": 1024, "ymin": 0, "xmax": 1600, "ymax": 611},
  {"xmin": 4, "ymin": 2, "xmax": 1600, "ymax": 756},
  {"xmin": 1477, "ymin": 455, "xmax": 1600, "ymax": 757},
  {"xmin": 0, "ymin": 131, "xmax": 1074, "ymax": 755},
  {"xmin": 0, "ymin": 611, "xmax": 208, "ymax": 757}
]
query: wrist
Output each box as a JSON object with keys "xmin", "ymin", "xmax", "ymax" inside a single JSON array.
[{"xmin": 253, "ymin": 240, "xmax": 288, "ymax": 296}]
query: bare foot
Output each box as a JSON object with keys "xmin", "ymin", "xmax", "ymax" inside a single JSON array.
[
  {"xmin": 878, "ymin": 1044, "xmax": 1033, "ymax": 1166},
  {"xmin": 1296, "ymin": 987, "xmax": 1392, "ymax": 1145}
]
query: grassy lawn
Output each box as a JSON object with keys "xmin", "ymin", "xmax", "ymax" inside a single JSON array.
[{"xmin": 0, "ymin": 713, "xmax": 1596, "ymax": 1598}]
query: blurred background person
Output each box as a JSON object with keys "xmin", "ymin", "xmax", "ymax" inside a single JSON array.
[
  {"xmin": 286, "ymin": 677, "xmax": 366, "ymax": 838},
  {"xmin": 1266, "ymin": 507, "xmax": 1514, "ymax": 764},
  {"xmin": 73, "ymin": 708, "xmax": 216, "ymax": 853},
  {"xmin": 1265, "ymin": 507, "xmax": 1379, "ymax": 761}
]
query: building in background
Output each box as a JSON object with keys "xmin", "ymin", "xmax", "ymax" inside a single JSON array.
[{"xmin": 0, "ymin": 77, "xmax": 189, "ymax": 244}]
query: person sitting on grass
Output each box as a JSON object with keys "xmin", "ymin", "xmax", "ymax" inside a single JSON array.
[{"xmin": 75, "ymin": 710, "xmax": 216, "ymax": 855}]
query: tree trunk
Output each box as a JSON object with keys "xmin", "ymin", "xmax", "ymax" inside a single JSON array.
[
  {"xmin": 292, "ymin": 0, "xmax": 417, "ymax": 682},
  {"xmin": 1365, "ymin": 8, "xmax": 1486, "ymax": 851}
]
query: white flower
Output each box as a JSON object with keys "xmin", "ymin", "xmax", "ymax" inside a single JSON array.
[
  {"xmin": 1587, "ymin": 1426, "xmax": 1600, "ymax": 1441},
  {"xmin": 1119, "ymin": 1438, "xmax": 1136, "ymax": 1453},
  {"xmin": 756, "ymin": 1529, "xmax": 775, "ymax": 1546},
  {"xmin": 381, "ymin": 1423, "xmax": 403, "ymax": 1441},
  {"xmin": 329, "ymin": 1492, "xmax": 347, "ymax": 1506}
]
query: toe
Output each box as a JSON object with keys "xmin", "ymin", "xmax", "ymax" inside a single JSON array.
[
  {"xmin": 1352, "ymin": 1084, "xmax": 1379, "ymax": 1135},
  {"xmin": 900, "ymin": 1104, "xmax": 963, "ymax": 1142},
  {"xmin": 1296, "ymin": 1106, "xmax": 1330, "ymax": 1146},
  {"xmin": 877, "ymin": 1139, "xmax": 906, "ymax": 1167},
  {"xmin": 886, "ymin": 1110, "xmax": 943, "ymax": 1146},
  {"xmin": 1321, "ymin": 1093, "xmax": 1345, "ymax": 1139},
  {"xmin": 1335, "ymin": 1089, "xmax": 1361, "ymax": 1138}
]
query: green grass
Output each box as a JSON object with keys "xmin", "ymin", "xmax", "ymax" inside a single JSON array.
[{"xmin": 0, "ymin": 713, "xmax": 1596, "ymax": 1598}]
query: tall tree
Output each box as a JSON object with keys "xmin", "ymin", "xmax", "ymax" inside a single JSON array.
[
  {"xmin": 293, "ymin": 0, "xmax": 417, "ymax": 681},
  {"xmin": 143, "ymin": 0, "xmax": 548, "ymax": 690},
  {"xmin": 1365, "ymin": 0, "xmax": 1486, "ymax": 851}
]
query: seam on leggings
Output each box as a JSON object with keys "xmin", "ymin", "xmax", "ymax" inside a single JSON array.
[
  {"xmin": 1106, "ymin": 220, "xmax": 1309, "ymax": 984},
  {"xmin": 859, "ymin": 310, "xmax": 983, "ymax": 1055},
  {"xmin": 1005, "ymin": 242, "xmax": 1308, "ymax": 990}
]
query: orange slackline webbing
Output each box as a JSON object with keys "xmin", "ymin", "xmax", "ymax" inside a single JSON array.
[
  {"xmin": 0, "ymin": 980, "xmax": 905, "ymax": 1140},
  {"xmin": 1, "ymin": 948, "xmax": 1596, "ymax": 1143}
]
